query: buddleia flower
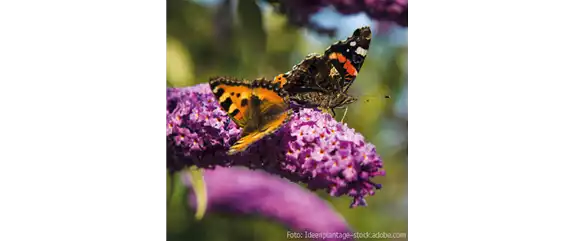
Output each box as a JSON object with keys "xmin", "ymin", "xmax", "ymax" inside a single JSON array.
[
  {"xmin": 167, "ymin": 84, "xmax": 385, "ymax": 207},
  {"xmin": 183, "ymin": 167, "xmax": 354, "ymax": 240},
  {"xmin": 263, "ymin": 0, "xmax": 407, "ymax": 35}
]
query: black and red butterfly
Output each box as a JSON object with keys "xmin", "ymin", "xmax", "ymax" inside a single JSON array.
[{"xmin": 271, "ymin": 26, "xmax": 376, "ymax": 118}]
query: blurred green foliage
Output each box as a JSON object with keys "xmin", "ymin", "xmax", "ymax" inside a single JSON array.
[{"xmin": 167, "ymin": 0, "xmax": 407, "ymax": 240}]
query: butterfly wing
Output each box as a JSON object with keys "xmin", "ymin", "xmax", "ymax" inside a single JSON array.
[
  {"xmin": 227, "ymin": 79, "xmax": 292, "ymax": 155},
  {"xmin": 325, "ymin": 26, "xmax": 371, "ymax": 92},
  {"xmin": 252, "ymin": 85, "xmax": 291, "ymax": 130},
  {"xmin": 209, "ymin": 77, "xmax": 253, "ymax": 128},
  {"xmin": 275, "ymin": 53, "xmax": 337, "ymax": 93}
]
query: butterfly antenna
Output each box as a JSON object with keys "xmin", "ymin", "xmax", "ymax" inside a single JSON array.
[
  {"xmin": 339, "ymin": 106, "xmax": 349, "ymax": 123},
  {"xmin": 362, "ymin": 94, "xmax": 392, "ymax": 102}
]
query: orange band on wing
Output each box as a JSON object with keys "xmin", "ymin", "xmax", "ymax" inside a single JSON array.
[
  {"xmin": 272, "ymin": 74, "xmax": 287, "ymax": 88},
  {"xmin": 343, "ymin": 59, "xmax": 357, "ymax": 76},
  {"xmin": 336, "ymin": 53, "xmax": 346, "ymax": 63},
  {"xmin": 328, "ymin": 52, "xmax": 338, "ymax": 60}
]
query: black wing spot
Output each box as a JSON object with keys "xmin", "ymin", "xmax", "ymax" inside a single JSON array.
[
  {"xmin": 236, "ymin": 93, "xmax": 241, "ymax": 97},
  {"xmin": 214, "ymin": 88, "xmax": 224, "ymax": 98},
  {"xmin": 230, "ymin": 108, "xmax": 240, "ymax": 117},
  {"xmin": 240, "ymin": 98, "xmax": 248, "ymax": 107},
  {"xmin": 220, "ymin": 97, "xmax": 233, "ymax": 111}
]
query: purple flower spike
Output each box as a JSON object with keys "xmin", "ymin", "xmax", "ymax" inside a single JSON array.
[
  {"xmin": 183, "ymin": 167, "xmax": 354, "ymax": 241},
  {"xmin": 167, "ymin": 84, "xmax": 385, "ymax": 207}
]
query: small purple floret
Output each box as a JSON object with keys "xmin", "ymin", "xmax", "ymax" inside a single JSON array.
[{"xmin": 167, "ymin": 84, "xmax": 385, "ymax": 207}]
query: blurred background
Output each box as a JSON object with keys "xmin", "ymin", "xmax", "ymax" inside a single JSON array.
[{"xmin": 167, "ymin": 0, "xmax": 407, "ymax": 240}]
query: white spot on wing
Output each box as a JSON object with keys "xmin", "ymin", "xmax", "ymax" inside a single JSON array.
[
  {"xmin": 355, "ymin": 47, "xmax": 368, "ymax": 56},
  {"xmin": 350, "ymin": 41, "xmax": 356, "ymax": 46}
]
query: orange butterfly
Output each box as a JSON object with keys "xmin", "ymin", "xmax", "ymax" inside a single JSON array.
[{"xmin": 209, "ymin": 76, "xmax": 292, "ymax": 155}]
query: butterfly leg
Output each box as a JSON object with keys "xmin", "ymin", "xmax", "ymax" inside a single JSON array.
[
  {"xmin": 330, "ymin": 108, "xmax": 337, "ymax": 118},
  {"xmin": 339, "ymin": 106, "xmax": 349, "ymax": 123}
]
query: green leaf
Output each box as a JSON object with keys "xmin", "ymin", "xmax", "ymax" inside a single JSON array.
[
  {"xmin": 185, "ymin": 167, "xmax": 208, "ymax": 220},
  {"xmin": 167, "ymin": 36, "xmax": 195, "ymax": 87}
]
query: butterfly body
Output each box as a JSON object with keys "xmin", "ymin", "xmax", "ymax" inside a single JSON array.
[
  {"xmin": 209, "ymin": 77, "xmax": 292, "ymax": 155},
  {"xmin": 289, "ymin": 90, "xmax": 357, "ymax": 110}
]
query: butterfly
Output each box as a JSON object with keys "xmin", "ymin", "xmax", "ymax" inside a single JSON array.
[
  {"xmin": 272, "ymin": 26, "xmax": 372, "ymax": 120},
  {"xmin": 209, "ymin": 76, "xmax": 292, "ymax": 155}
]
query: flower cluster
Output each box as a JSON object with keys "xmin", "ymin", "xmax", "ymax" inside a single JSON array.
[
  {"xmin": 184, "ymin": 167, "xmax": 353, "ymax": 240},
  {"xmin": 264, "ymin": 0, "xmax": 407, "ymax": 35},
  {"xmin": 167, "ymin": 84, "xmax": 385, "ymax": 207}
]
